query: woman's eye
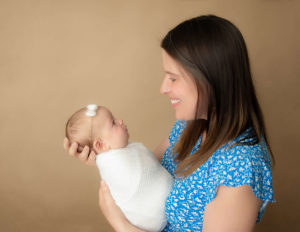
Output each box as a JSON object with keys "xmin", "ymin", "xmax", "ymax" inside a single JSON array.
[{"xmin": 170, "ymin": 77, "xmax": 176, "ymax": 82}]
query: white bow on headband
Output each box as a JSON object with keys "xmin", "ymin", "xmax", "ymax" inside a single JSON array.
[{"xmin": 86, "ymin": 104, "xmax": 98, "ymax": 117}]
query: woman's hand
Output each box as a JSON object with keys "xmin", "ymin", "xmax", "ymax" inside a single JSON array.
[
  {"xmin": 99, "ymin": 181, "xmax": 128, "ymax": 231},
  {"xmin": 63, "ymin": 137, "xmax": 96, "ymax": 166},
  {"xmin": 99, "ymin": 181, "xmax": 145, "ymax": 232}
]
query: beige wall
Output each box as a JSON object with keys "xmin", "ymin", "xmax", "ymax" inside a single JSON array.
[{"xmin": 0, "ymin": 0, "xmax": 299, "ymax": 231}]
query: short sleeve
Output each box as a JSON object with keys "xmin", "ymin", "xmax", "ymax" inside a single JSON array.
[{"xmin": 205, "ymin": 142, "xmax": 275, "ymax": 222}]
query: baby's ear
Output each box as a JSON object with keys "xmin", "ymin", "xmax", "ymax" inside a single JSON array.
[{"xmin": 93, "ymin": 139, "xmax": 110, "ymax": 153}]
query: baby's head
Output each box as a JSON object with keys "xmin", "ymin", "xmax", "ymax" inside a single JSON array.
[{"xmin": 66, "ymin": 105, "xmax": 129, "ymax": 154}]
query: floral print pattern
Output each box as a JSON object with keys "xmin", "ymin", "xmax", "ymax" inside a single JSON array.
[{"xmin": 161, "ymin": 121, "xmax": 275, "ymax": 231}]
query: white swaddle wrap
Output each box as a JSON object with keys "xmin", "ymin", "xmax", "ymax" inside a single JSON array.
[{"xmin": 96, "ymin": 142, "xmax": 174, "ymax": 232}]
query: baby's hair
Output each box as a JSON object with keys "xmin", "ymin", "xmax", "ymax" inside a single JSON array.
[{"xmin": 65, "ymin": 107, "xmax": 96, "ymax": 153}]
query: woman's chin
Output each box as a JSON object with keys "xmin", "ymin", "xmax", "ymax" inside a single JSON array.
[{"xmin": 175, "ymin": 112, "xmax": 195, "ymax": 121}]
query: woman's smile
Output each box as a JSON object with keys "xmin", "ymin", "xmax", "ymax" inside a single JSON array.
[{"xmin": 170, "ymin": 98, "xmax": 181, "ymax": 108}]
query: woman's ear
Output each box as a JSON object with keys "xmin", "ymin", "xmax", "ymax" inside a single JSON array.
[{"xmin": 93, "ymin": 138, "xmax": 110, "ymax": 153}]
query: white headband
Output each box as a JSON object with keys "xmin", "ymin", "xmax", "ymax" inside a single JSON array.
[{"xmin": 85, "ymin": 104, "xmax": 98, "ymax": 117}]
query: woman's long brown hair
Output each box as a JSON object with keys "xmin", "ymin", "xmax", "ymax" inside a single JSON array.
[{"xmin": 161, "ymin": 15, "xmax": 275, "ymax": 177}]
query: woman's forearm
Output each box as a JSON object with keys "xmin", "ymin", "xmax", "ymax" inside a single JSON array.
[{"xmin": 117, "ymin": 219, "xmax": 146, "ymax": 232}]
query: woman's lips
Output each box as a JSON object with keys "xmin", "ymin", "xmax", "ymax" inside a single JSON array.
[{"xmin": 170, "ymin": 98, "xmax": 181, "ymax": 108}]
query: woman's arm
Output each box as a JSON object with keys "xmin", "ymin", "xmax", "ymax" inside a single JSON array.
[
  {"xmin": 99, "ymin": 181, "xmax": 145, "ymax": 232},
  {"xmin": 202, "ymin": 185, "xmax": 261, "ymax": 232},
  {"xmin": 153, "ymin": 135, "xmax": 170, "ymax": 162}
]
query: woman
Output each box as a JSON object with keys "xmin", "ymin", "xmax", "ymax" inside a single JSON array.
[{"xmin": 64, "ymin": 15, "xmax": 275, "ymax": 232}]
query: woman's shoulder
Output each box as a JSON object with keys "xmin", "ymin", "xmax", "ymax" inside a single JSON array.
[
  {"xmin": 206, "ymin": 127, "xmax": 274, "ymax": 197},
  {"xmin": 215, "ymin": 128, "xmax": 272, "ymax": 169},
  {"xmin": 211, "ymin": 141, "xmax": 273, "ymax": 186}
]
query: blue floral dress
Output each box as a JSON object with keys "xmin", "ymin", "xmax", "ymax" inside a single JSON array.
[{"xmin": 161, "ymin": 120, "xmax": 275, "ymax": 232}]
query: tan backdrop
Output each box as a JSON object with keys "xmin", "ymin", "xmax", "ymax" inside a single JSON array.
[{"xmin": 0, "ymin": 0, "xmax": 299, "ymax": 231}]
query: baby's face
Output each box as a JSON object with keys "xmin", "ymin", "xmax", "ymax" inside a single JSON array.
[{"xmin": 94, "ymin": 107, "xmax": 129, "ymax": 150}]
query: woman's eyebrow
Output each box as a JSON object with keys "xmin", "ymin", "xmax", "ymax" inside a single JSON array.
[{"xmin": 165, "ymin": 71, "xmax": 180, "ymax": 76}]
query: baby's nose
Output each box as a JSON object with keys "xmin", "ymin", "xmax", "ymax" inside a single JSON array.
[{"xmin": 118, "ymin": 119, "xmax": 123, "ymax": 125}]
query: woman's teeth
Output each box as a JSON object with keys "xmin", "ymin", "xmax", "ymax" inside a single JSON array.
[{"xmin": 171, "ymin": 99, "xmax": 180, "ymax": 104}]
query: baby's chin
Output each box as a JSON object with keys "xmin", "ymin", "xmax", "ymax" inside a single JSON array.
[
  {"xmin": 125, "ymin": 133, "xmax": 130, "ymax": 146},
  {"xmin": 112, "ymin": 140, "xmax": 129, "ymax": 150},
  {"xmin": 123, "ymin": 139, "xmax": 130, "ymax": 148}
]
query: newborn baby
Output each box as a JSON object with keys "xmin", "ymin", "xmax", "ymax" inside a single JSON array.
[{"xmin": 65, "ymin": 104, "xmax": 174, "ymax": 232}]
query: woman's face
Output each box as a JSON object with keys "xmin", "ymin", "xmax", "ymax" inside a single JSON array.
[{"xmin": 160, "ymin": 50, "xmax": 198, "ymax": 120}]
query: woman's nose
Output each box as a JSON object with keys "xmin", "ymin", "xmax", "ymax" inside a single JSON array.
[
  {"xmin": 118, "ymin": 119, "xmax": 123, "ymax": 125},
  {"xmin": 160, "ymin": 77, "xmax": 170, "ymax": 95}
]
